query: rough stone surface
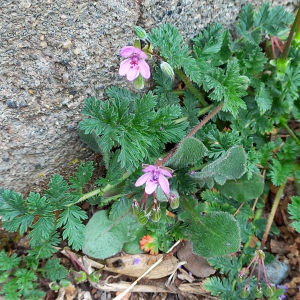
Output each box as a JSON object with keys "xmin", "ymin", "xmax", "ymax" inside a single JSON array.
[{"xmin": 0, "ymin": 0, "xmax": 297, "ymax": 192}]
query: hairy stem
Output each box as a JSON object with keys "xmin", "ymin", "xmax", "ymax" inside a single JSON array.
[
  {"xmin": 161, "ymin": 103, "xmax": 223, "ymax": 165},
  {"xmin": 66, "ymin": 172, "xmax": 130, "ymax": 207},
  {"xmin": 282, "ymin": 6, "xmax": 300, "ymax": 60},
  {"xmin": 280, "ymin": 121, "xmax": 300, "ymax": 147},
  {"xmin": 174, "ymin": 68, "xmax": 207, "ymax": 106},
  {"xmin": 261, "ymin": 182, "xmax": 286, "ymax": 248}
]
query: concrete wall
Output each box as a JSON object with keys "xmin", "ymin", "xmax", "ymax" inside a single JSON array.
[{"xmin": 0, "ymin": 0, "xmax": 296, "ymax": 192}]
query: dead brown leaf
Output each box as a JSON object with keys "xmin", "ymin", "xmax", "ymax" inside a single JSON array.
[
  {"xmin": 177, "ymin": 241, "xmax": 215, "ymax": 278},
  {"xmin": 115, "ymin": 292, "xmax": 131, "ymax": 300}
]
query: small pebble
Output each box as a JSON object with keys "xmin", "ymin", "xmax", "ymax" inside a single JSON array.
[
  {"xmin": 40, "ymin": 41, "xmax": 47, "ymax": 48},
  {"xmin": 62, "ymin": 40, "xmax": 72, "ymax": 49}
]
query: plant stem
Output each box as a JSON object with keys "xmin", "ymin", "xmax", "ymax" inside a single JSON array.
[
  {"xmin": 197, "ymin": 103, "xmax": 214, "ymax": 117},
  {"xmin": 261, "ymin": 181, "xmax": 286, "ymax": 248},
  {"xmin": 280, "ymin": 121, "xmax": 300, "ymax": 147},
  {"xmin": 166, "ymin": 89, "xmax": 185, "ymax": 95},
  {"xmin": 160, "ymin": 103, "xmax": 223, "ymax": 165},
  {"xmin": 282, "ymin": 6, "xmax": 300, "ymax": 60},
  {"xmin": 66, "ymin": 172, "xmax": 130, "ymax": 207},
  {"xmin": 174, "ymin": 68, "xmax": 208, "ymax": 106}
]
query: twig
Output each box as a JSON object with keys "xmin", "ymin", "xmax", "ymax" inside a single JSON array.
[
  {"xmin": 233, "ymin": 203, "xmax": 244, "ymax": 217},
  {"xmin": 261, "ymin": 181, "xmax": 286, "ymax": 248},
  {"xmin": 113, "ymin": 240, "xmax": 181, "ymax": 300}
]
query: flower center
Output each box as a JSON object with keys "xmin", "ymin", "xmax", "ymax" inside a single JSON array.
[
  {"xmin": 130, "ymin": 55, "xmax": 139, "ymax": 68},
  {"xmin": 152, "ymin": 170, "xmax": 160, "ymax": 182}
]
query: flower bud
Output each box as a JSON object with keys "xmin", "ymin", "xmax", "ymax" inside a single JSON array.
[
  {"xmin": 59, "ymin": 279, "xmax": 71, "ymax": 287},
  {"xmin": 151, "ymin": 206, "xmax": 162, "ymax": 222},
  {"xmin": 160, "ymin": 61, "xmax": 175, "ymax": 81},
  {"xmin": 49, "ymin": 282, "xmax": 60, "ymax": 291},
  {"xmin": 71, "ymin": 270, "xmax": 87, "ymax": 283},
  {"xmin": 170, "ymin": 192, "xmax": 180, "ymax": 209},
  {"xmin": 134, "ymin": 74, "xmax": 145, "ymax": 89},
  {"xmin": 89, "ymin": 270, "xmax": 102, "ymax": 282},
  {"xmin": 133, "ymin": 39, "xmax": 141, "ymax": 49},
  {"xmin": 131, "ymin": 199, "xmax": 140, "ymax": 217},
  {"xmin": 237, "ymin": 272, "xmax": 246, "ymax": 283},
  {"xmin": 240, "ymin": 285, "xmax": 250, "ymax": 298},
  {"xmin": 265, "ymin": 285, "xmax": 274, "ymax": 297},
  {"xmin": 254, "ymin": 287, "xmax": 263, "ymax": 298},
  {"xmin": 138, "ymin": 211, "xmax": 148, "ymax": 225},
  {"xmin": 134, "ymin": 26, "xmax": 147, "ymax": 40}
]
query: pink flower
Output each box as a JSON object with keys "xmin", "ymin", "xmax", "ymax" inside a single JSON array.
[
  {"xmin": 118, "ymin": 46, "xmax": 151, "ymax": 81},
  {"xmin": 135, "ymin": 164, "xmax": 173, "ymax": 195}
]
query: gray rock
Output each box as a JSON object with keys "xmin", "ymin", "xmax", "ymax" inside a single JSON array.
[
  {"xmin": 0, "ymin": 0, "xmax": 297, "ymax": 192},
  {"xmin": 254, "ymin": 259, "xmax": 290, "ymax": 285}
]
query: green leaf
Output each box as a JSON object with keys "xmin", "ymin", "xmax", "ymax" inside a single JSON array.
[
  {"xmin": 82, "ymin": 210, "xmax": 136, "ymax": 259},
  {"xmin": 123, "ymin": 225, "xmax": 147, "ymax": 254},
  {"xmin": 269, "ymin": 159, "xmax": 293, "ymax": 186},
  {"xmin": 57, "ymin": 205, "xmax": 88, "ymax": 251},
  {"xmin": 215, "ymin": 173, "xmax": 264, "ymax": 202},
  {"xmin": 165, "ymin": 137, "xmax": 208, "ymax": 168},
  {"xmin": 28, "ymin": 215, "xmax": 56, "ymax": 246},
  {"xmin": 0, "ymin": 189, "xmax": 33, "ymax": 234},
  {"xmin": 1, "ymin": 278, "xmax": 21, "ymax": 300},
  {"xmin": 255, "ymin": 83, "xmax": 272, "ymax": 114},
  {"xmin": 69, "ymin": 161, "xmax": 94, "ymax": 197},
  {"xmin": 15, "ymin": 269, "xmax": 37, "ymax": 293},
  {"xmin": 0, "ymin": 251, "xmax": 21, "ymax": 271},
  {"xmin": 191, "ymin": 146, "xmax": 247, "ymax": 188},
  {"xmin": 288, "ymin": 196, "xmax": 300, "ymax": 233},
  {"xmin": 254, "ymin": 3, "xmax": 294, "ymax": 36},
  {"xmin": 202, "ymin": 277, "xmax": 233, "ymax": 300},
  {"xmin": 44, "ymin": 174, "xmax": 70, "ymax": 208},
  {"xmin": 208, "ymin": 256, "xmax": 241, "ymax": 281},
  {"xmin": 202, "ymin": 60, "xmax": 248, "ymax": 116},
  {"xmin": 181, "ymin": 196, "xmax": 241, "ymax": 258},
  {"xmin": 109, "ymin": 197, "xmax": 132, "ymax": 220},
  {"xmin": 27, "ymin": 232, "xmax": 60, "ymax": 259},
  {"xmin": 44, "ymin": 257, "xmax": 67, "ymax": 281}
]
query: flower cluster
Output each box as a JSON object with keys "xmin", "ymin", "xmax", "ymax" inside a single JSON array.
[{"xmin": 238, "ymin": 250, "xmax": 281, "ymax": 298}]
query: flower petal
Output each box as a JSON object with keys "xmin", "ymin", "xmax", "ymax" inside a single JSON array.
[
  {"xmin": 118, "ymin": 59, "xmax": 132, "ymax": 76},
  {"xmin": 135, "ymin": 172, "xmax": 151, "ymax": 187},
  {"xmin": 138, "ymin": 59, "xmax": 151, "ymax": 79},
  {"xmin": 159, "ymin": 168, "xmax": 173, "ymax": 178},
  {"xmin": 120, "ymin": 46, "xmax": 136, "ymax": 57},
  {"xmin": 136, "ymin": 48, "xmax": 148, "ymax": 59},
  {"xmin": 126, "ymin": 66, "xmax": 139, "ymax": 81},
  {"xmin": 158, "ymin": 174, "xmax": 170, "ymax": 194},
  {"xmin": 145, "ymin": 179, "xmax": 158, "ymax": 194},
  {"xmin": 142, "ymin": 165, "xmax": 156, "ymax": 173}
]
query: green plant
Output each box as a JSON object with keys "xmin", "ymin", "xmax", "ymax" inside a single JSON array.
[{"xmin": 1, "ymin": 2, "xmax": 300, "ymax": 299}]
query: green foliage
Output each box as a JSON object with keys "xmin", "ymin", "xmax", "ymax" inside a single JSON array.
[
  {"xmin": 202, "ymin": 277, "xmax": 233, "ymax": 300},
  {"xmin": 236, "ymin": 3, "xmax": 294, "ymax": 44},
  {"xmin": 202, "ymin": 60, "xmax": 248, "ymax": 116},
  {"xmin": 288, "ymin": 196, "xmax": 300, "ymax": 232},
  {"xmin": 191, "ymin": 146, "xmax": 247, "ymax": 188},
  {"xmin": 165, "ymin": 137, "xmax": 208, "ymax": 168},
  {"xmin": 44, "ymin": 257, "xmax": 68, "ymax": 281},
  {"xmin": 180, "ymin": 196, "xmax": 241, "ymax": 258},
  {"xmin": 216, "ymin": 173, "xmax": 264, "ymax": 202},
  {"xmin": 0, "ymin": 251, "xmax": 21, "ymax": 271},
  {"xmin": 82, "ymin": 210, "xmax": 137, "ymax": 259},
  {"xmin": 57, "ymin": 205, "xmax": 88, "ymax": 251},
  {"xmin": 208, "ymin": 256, "xmax": 241, "ymax": 281},
  {"xmin": 269, "ymin": 159, "xmax": 293, "ymax": 186},
  {"xmin": 79, "ymin": 88, "xmax": 188, "ymax": 172}
]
